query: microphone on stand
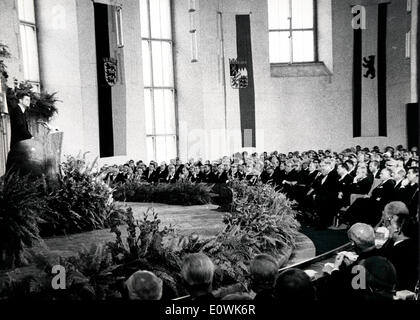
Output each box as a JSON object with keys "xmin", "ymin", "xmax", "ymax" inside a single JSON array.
[{"xmin": 37, "ymin": 120, "xmax": 59, "ymax": 132}]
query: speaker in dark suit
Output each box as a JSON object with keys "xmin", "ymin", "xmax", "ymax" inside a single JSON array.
[
  {"xmin": 9, "ymin": 93, "xmax": 33, "ymax": 149},
  {"xmin": 6, "ymin": 92, "xmax": 33, "ymax": 173}
]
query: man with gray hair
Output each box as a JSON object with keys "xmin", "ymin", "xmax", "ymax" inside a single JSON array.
[
  {"xmin": 320, "ymin": 223, "xmax": 383, "ymax": 300},
  {"xmin": 179, "ymin": 253, "xmax": 216, "ymax": 302},
  {"xmin": 376, "ymin": 201, "xmax": 409, "ymax": 229},
  {"xmin": 347, "ymin": 223, "xmax": 378, "ymax": 256}
]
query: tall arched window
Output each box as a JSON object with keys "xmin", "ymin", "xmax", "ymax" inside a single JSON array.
[
  {"xmin": 140, "ymin": 0, "xmax": 177, "ymax": 162},
  {"xmin": 17, "ymin": 0, "xmax": 41, "ymax": 91}
]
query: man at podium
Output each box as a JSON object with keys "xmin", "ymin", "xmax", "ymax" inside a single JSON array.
[
  {"xmin": 6, "ymin": 91, "xmax": 33, "ymax": 173},
  {"xmin": 9, "ymin": 91, "xmax": 33, "ymax": 148}
]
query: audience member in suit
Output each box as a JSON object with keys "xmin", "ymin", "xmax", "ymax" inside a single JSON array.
[
  {"xmin": 382, "ymin": 212, "xmax": 419, "ymax": 291},
  {"xmin": 346, "ymin": 168, "xmax": 395, "ymax": 226},
  {"xmin": 234, "ymin": 164, "xmax": 246, "ymax": 180},
  {"xmin": 260, "ymin": 164, "xmax": 277, "ymax": 187},
  {"xmin": 391, "ymin": 168, "xmax": 407, "ymax": 201},
  {"xmin": 276, "ymin": 161, "xmax": 286, "ymax": 185},
  {"xmin": 214, "ymin": 164, "xmax": 228, "ymax": 184},
  {"xmin": 114, "ymin": 164, "xmax": 131, "ymax": 184},
  {"xmin": 369, "ymin": 160, "xmax": 381, "ymax": 180},
  {"xmin": 178, "ymin": 166, "xmax": 191, "ymax": 182},
  {"xmin": 402, "ymin": 151, "xmax": 414, "ymax": 171},
  {"xmin": 174, "ymin": 158, "xmax": 183, "ymax": 180},
  {"xmin": 249, "ymin": 254, "xmax": 278, "ymax": 302},
  {"xmin": 274, "ymin": 268, "xmax": 316, "ymax": 302},
  {"xmin": 178, "ymin": 253, "xmax": 217, "ymax": 302},
  {"xmin": 164, "ymin": 164, "xmax": 177, "ymax": 183},
  {"xmin": 189, "ymin": 166, "xmax": 201, "ymax": 183},
  {"xmin": 312, "ymin": 159, "xmax": 340, "ymax": 228},
  {"xmin": 201, "ymin": 164, "xmax": 216, "ymax": 183},
  {"xmin": 356, "ymin": 257, "xmax": 398, "ymax": 301},
  {"xmin": 346, "ymin": 160, "xmax": 357, "ymax": 178},
  {"xmin": 319, "ymin": 223, "xmax": 383, "ymax": 300},
  {"xmin": 336, "ymin": 163, "xmax": 354, "ymax": 208},
  {"xmin": 125, "ymin": 270, "xmax": 163, "ymax": 300},
  {"xmin": 350, "ymin": 165, "xmax": 373, "ymax": 196},
  {"xmin": 144, "ymin": 163, "xmax": 159, "ymax": 183},
  {"xmin": 303, "ymin": 160, "xmax": 320, "ymax": 187},
  {"xmin": 394, "ymin": 168, "xmax": 419, "ymax": 217},
  {"xmin": 157, "ymin": 162, "xmax": 168, "ymax": 182}
]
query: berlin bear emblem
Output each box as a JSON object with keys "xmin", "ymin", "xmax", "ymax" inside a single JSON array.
[{"xmin": 362, "ymin": 55, "xmax": 376, "ymax": 79}]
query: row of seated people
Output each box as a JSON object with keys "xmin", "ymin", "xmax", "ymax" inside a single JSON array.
[
  {"xmin": 123, "ymin": 203, "xmax": 418, "ymax": 301},
  {"xmin": 100, "ymin": 145, "xmax": 419, "ymax": 229},
  {"xmin": 278, "ymin": 158, "xmax": 418, "ymax": 228}
]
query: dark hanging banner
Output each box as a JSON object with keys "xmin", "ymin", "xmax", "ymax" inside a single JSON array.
[
  {"xmin": 353, "ymin": 26, "xmax": 362, "ymax": 138},
  {"xmin": 377, "ymin": 3, "xmax": 388, "ymax": 136},
  {"xmin": 236, "ymin": 15, "xmax": 256, "ymax": 148},
  {"xmin": 94, "ymin": 2, "xmax": 114, "ymax": 157}
]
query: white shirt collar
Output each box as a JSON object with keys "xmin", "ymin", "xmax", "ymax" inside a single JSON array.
[
  {"xmin": 18, "ymin": 104, "xmax": 26, "ymax": 114},
  {"xmin": 393, "ymin": 239, "xmax": 407, "ymax": 246}
]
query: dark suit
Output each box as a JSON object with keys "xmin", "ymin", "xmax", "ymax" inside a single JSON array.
[
  {"xmin": 234, "ymin": 171, "xmax": 246, "ymax": 180},
  {"xmin": 337, "ymin": 174, "xmax": 354, "ymax": 207},
  {"xmin": 9, "ymin": 104, "xmax": 32, "ymax": 149},
  {"xmin": 214, "ymin": 171, "xmax": 228, "ymax": 184},
  {"xmin": 313, "ymin": 170, "xmax": 340, "ymax": 227},
  {"xmin": 347, "ymin": 179, "xmax": 395, "ymax": 226},
  {"xmin": 350, "ymin": 176, "xmax": 373, "ymax": 195},
  {"xmin": 157, "ymin": 167, "xmax": 168, "ymax": 182},
  {"xmin": 145, "ymin": 170, "xmax": 159, "ymax": 183},
  {"xmin": 317, "ymin": 248, "xmax": 383, "ymax": 301},
  {"xmin": 201, "ymin": 171, "xmax": 216, "ymax": 183},
  {"xmin": 383, "ymin": 239, "xmax": 419, "ymax": 291}
]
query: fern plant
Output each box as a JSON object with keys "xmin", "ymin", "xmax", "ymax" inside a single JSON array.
[
  {"xmin": 114, "ymin": 180, "xmax": 214, "ymax": 206},
  {"xmin": 43, "ymin": 154, "xmax": 126, "ymax": 236},
  {"xmin": 0, "ymin": 173, "xmax": 47, "ymax": 269}
]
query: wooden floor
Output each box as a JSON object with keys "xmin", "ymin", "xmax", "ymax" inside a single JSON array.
[{"xmin": 35, "ymin": 202, "xmax": 315, "ymax": 267}]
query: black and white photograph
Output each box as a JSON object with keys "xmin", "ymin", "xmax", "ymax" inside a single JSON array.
[{"xmin": 0, "ymin": 0, "xmax": 419, "ymax": 314}]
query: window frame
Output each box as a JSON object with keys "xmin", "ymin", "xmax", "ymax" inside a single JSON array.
[
  {"xmin": 141, "ymin": 0, "xmax": 178, "ymax": 162},
  {"xmin": 17, "ymin": 0, "xmax": 41, "ymax": 88},
  {"xmin": 268, "ymin": 0, "xmax": 319, "ymax": 64}
]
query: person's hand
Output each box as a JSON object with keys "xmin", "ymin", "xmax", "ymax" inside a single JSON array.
[
  {"xmin": 334, "ymin": 253, "xmax": 345, "ymax": 269},
  {"xmin": 401, "ymin": 178, "xmax": 409, "ymax": 187},
  {"xmin": 338, "ymin": 192, "xmax": 343, "ymax": 199}
]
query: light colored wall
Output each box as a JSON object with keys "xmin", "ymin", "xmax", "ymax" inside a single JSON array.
[
  {"xmin": 36, "ymin": 0, "xmax": 85, "ymax": 158},
  {"xmin": 35, "ymin": 0, "xmax": 147, "ymax": 165},
  {"xmin": 173, "ymin": 0, "xmax": 411, "ymax": 161},
  {"xmin": 0, "ymin": 0, "xmax": 24, "ymax": 82}
]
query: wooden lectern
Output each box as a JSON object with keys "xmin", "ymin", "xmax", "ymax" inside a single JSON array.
[{"xmin": 6, "ymin": 131, "xmax": 63, "ymax": 179}]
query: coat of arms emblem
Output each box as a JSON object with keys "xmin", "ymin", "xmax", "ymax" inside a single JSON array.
[
  {"xmin": 230, "ymin": 59, "xmax": 248, "ymax": 89},
  {"xmin": 104, "ymin": 57, "xmax": 118, "ymax": 86}
]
